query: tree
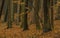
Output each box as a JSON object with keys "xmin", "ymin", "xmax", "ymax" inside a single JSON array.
[
  {"xmin": 3, "ymin": 0, "xmax": 9, "ymax": 22},
  {"xmin": 50, "ymin": 0, "xmax": 54, "ymax": 29},
  {"xmin": 43, "ymin": 0, "xmax": 53, "ymax": 32},
  {"xmin": 16, "ymin": 0, "xmax": 20, "ymax": 25},
  {"xmin": 0, "ymin": 0, "xmax": 5, "ymax": 19},
  {"xmin": 33, "ymin": 0, "xmax": 41, "ymax": 30},
  {"xmin": 21, "ymin": 0, "xmax": 29, "ymax": 30},
  {"xmin": 7, "ymin": 0, "xmax": 14, "ymax": 29}
]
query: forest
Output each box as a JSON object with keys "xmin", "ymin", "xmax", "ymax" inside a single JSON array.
[{"xmin": 0, "ymin": 0, "xmax": 60, "ymax": 38}]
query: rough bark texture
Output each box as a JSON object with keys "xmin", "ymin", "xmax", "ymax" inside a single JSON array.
[{"xmin": 43, "ymin": 0, "xmax": 52, "ymax": 32}]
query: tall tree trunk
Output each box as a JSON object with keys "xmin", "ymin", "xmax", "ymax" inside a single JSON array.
[
  {"xmin": 43, "ymin": 0, "xmax": 52, "ymax": 32},
  {"xmin": 0, "ymin": 0, "xmax": 5, "ymax": 19},
  {"xmin": 3, "ymin": 0, "xmax": 9, "ymax": 22},
  {"xmin": 21, "ymin": 0, "xmax": 28, "ymax": 30},
  {"xmin": 7, "ymin": 0, "xmax": 13, "ymax": 29},
  {"xmin": 33, "ymin": 0, "xmax": 41, "ymax": 30},
  {"xmin": 50, "ymin": 0, "xmax": 54, "ymax": 29},
  {"xmin": 16, "ymin": 0, "xmax": 20, "ymax": 25}
]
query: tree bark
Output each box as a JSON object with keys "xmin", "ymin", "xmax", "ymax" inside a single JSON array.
[
  {"xmin": 7, "ymin": 0, "xmax": 13, "ymax": 29},
  {"xmin": 21, "ymin": 0, "xmax": 29, "ymax": 30},
  {"xmin": 0, "ymin": 0, "xmax": 5, "ymax": 19},
  {"xmin": 33, "ymin": 0, "xmax": 41, "ymax": 30},
  {"xmin": 43, "ymin": 0, "xmax": 52, "ymax": 32},
  {"xmin": 3, "ymin": 0, "xmax": 9, "ymax": 22}
]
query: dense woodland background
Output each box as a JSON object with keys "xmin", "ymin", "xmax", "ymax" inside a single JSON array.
[{"xmin": 0, "ymin": 0, "xmax": 60, "ymax": 38}]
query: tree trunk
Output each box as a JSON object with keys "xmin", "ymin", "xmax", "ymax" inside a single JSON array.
[
  {"xmin": 7, "ymin": 0, "xmax": 13, "ymax": 29},
  {"xmin": 50, "ymin": 0, "xmax": 54, "ymax": 29},
  {"xmin": 16, "ymin": 0, "xmax": 20, "ymax": 25},
  {"xmin": 21, "ymin": 0, "xmax": 28, "ymax": 30},
  {"xmin": 0, "ymin": 0, "xmax": 5, "ymax": 19},
  {"xmin": 43, "ymin": 0, "xmax": 52, "ymax": 32},
  {"xmin": 3, "ymin": 0, "xmax": 9, "ymax": 22},
  {"xmin": 33, "ymin": 0, "xmax": 41, "ymax": 30}
]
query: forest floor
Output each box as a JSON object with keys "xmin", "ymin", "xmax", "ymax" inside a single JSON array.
[{"xmin": 0, "ymin": 20, "xmax": 60, "ymax": 38}]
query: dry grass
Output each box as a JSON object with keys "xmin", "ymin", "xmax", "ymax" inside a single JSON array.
[{"xmin": 0, "ymin": 20, "xmax": 60, "ymax": 38}]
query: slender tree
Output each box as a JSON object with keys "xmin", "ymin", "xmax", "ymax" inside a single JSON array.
[
  {"xmin": 43, "ymin": 0, "xmax": 52, "ymax": 32},
  {"xmin": 16, "ymin": 0, "xmax": 20, "ymax": 25},
  {"xmin": 50, "ymin": 0, "xmax": 54, "ymax": 29},
  {"xmin": 21, "ymin": 0, "xmax": 29, "ymax": 30},
  {"xmin": 55, "ymin": 0, "xmax": 60, "ymax": 20},
  {"xmin": 3, "ymin": 0, "xmax": 9, "ymax": 22},
  {"xmin": 0, "ymin": 0, "xmax": 5, "ymax": 19},
  {"xmin": 7, "ymin": 0, "xmax": 13, "ymax": 29},
  {"xmin": 33, "ymin": 0, "xmax": 41, "ymax": 30}
]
